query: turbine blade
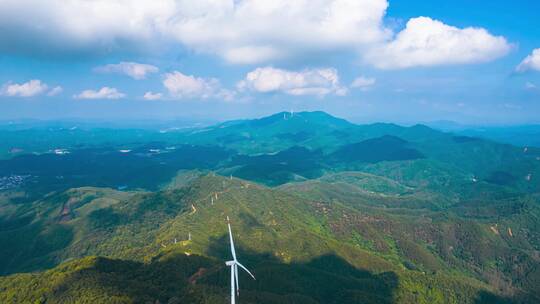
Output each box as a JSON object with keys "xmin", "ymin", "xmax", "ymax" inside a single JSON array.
[
  {"xmin": 227, "ymin": 219, "xmax": 237, "ymax": 261},
  {"xmin": 235, "ymin": 264, "xmax": 239, "ymax": 296},
  {"xmin": 230, "ymin": 265, "xmax": 235, "ymax": 304},
  {"xmin": 236, "ymin": 262, "xmax": 256, "ymax": 280}
]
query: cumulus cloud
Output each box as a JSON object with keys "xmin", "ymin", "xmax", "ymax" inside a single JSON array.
[
  {"xmin": 0, "ymin": 1, "xmax": 511, "ymax": 69},
  {"xmin": 74, "ymin": 87, "xmax": 125, "ymax": 100},
  {"xmin": 1, "ymin": 79, "xmax": 49, "ymax": 97},
  {"xmin": 238, "ymin": 67, "xmax": 347, "ymax": 96},
  {"xmin": 516, "ymin": 48, "xmax": 540, "ymax": 73},
  {"xmin": 166, "ymin": 0, "xmax": 390, "ymax": 64},
  {"xmin": 47, "ymin": 86, "xmax": 63, "ymax": 96},
  {"xmin": 525, "ymin": 82, "xmax": 537, "ymax": 90},
  {"xmin": 351, "ymin": 76, "xmax": 376, "ymax": 90},
  {"xmin": 143, "ymin": 91, "xmax": 162, "ymax": 100},
  {"xmin": 366, "ymin": 17, "xmax": 511, "ymax": 69},
  {"xmin": 163, "ymin": 71, "xmax": 234, "ymax": 101},
  {"xmin": 0, "ymin": 0, "xmax": 175, "ymax": 57},
  {"xmin": 94, "ymin": 62, "xmax": 159, "ymax": 79},
  {"xmin": 0, "ymin": 0, "xmax": 390, "ymax": 63}
]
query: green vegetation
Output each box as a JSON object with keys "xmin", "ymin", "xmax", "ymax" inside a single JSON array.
[{"xmin": 0, "ymin": 111, "xmax": 539, "ymax": 303}]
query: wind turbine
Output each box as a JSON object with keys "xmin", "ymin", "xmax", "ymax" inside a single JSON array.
[{"xmin": 225, "ymin": 216, "xmax": 255, "ymax": 304}]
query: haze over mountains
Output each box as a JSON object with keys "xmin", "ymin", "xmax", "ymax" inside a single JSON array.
[
  {"xmin": 425, "ymin": 122, "xmax": 540, "ymax": 149},
  {"xmin": 0, "ymin": 111, "xmax": 539, "ymax": 303}
]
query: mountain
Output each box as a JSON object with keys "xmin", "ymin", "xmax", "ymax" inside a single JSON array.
[
  {"xmin": 459, "ymin": 126, "xmax": 540, "ymax": 148},
  {"xmin": 330, "ymin": 135, "xmax": 425, "ymax": 163},
  {"xmin": 0, "ymin": 174, "xmax": 528, "ymax": 303},
  {"xmin": 0, "ymin": 111, "xmax": 539, "ymax": 303},
  {"xmin": 2, "ymin": 112, "xmax": 539, "ymax": 191},
  {"xmin": 425, "ymin": 121, "xmax": 540, "ymax": 148},
  {"xmin": 181, "ymin": 111, "xmax": 358, "ymax": 154}
]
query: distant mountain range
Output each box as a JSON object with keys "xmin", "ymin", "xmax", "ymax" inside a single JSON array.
[
  {"xmin": 0, "ymin": 112, "xmax": 539, "ymax": 303},
  {"xmin": 426, "ymin": 120, "xmax": 540, "ymax": 148}
]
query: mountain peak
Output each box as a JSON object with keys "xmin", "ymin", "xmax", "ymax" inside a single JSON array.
[{"xmin": 249, "ymin": 111, "xmax": 352, "ymax": 128}]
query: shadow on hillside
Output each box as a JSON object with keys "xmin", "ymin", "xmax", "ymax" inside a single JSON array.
[
  {"xmin": 202, "ymin": 234, "xmax": 534, "ymax": 304},
  {"xmin": 41, "ymin": 254, "xmax": 216, "ymax": 304},
  {"xmin": 475, "ymin": 291, "xmax": 514, "ymax": 304},
  {"xmin": 202, "ymin": 234, "xmax": 399, "ymax": 304},
  {"xmin": 475, "ymin": 290, "xmax": 540, "ymax": 304},
  {"xmin": 11, "ymin": 236, "xmax": 533, "ymax": 304}
]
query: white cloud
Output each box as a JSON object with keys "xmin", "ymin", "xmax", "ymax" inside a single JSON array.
[
  {"xmin": 502, "ymin": 103, "xmax": 522, "ymax": 110},
  {"xmin": 516, "ymin": 48, "xmax": 540, "ymax": 73},
  {"xmin": 163, "ymin": 71, "xmax": 234, "ymax": 101},
  {"xmin": 165, "ymin": 0, "xmax": 391, "ymax": 64},
  {"xmin": 0, "ymin": 1, "xmax": 511, "ymax": 69},
  {"xmin": 525, "ymin": 82, "xmax": 537, "ymax": 90},
  {"xmin": 74, "ymin": 87, "xmax": 125, "ymax": 100},
  {"xmin": 1, "ymin": 79, "xmax": 48, "ymax": 97},
  {"xmin": 222, "ymin": 46, "xmax": 284, "ymax": 65},
  {"xmin": 366, "ymin": 17, "xmax": 511, "ymax": 69},
  {"xmin": 47, "ymin": 86, "xmax": 63, "ymax": 96},
  {"xmin": 0, "ymin": 0, "xmax": 390, "ymax": 63},
  {"xmin": 94, "ymin": 62, "xmax": 159, "ymax": 79},
  {"xmin": 0, "ymin": 0, "xmax": 176, "ymax": 56},
  {"xmin": 238, "ymin": 67, "xmax": 347, "ymax": 96},
  {"xmin": 143, "ymin": 91, "xmax": 162, "ymax": 100},
  {"xmin": 351, "ymin": 76, "xmax": 376, "ymax": 90}
]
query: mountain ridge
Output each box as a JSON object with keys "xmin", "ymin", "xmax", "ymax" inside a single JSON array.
[{"xmin": 0, "ymin": 111, "xmax": 539, "ymax": 303}]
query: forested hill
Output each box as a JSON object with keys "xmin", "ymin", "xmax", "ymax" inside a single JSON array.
[{"xmin": 0, "ymin": 112, "xmax": 539, "ymax": 303}]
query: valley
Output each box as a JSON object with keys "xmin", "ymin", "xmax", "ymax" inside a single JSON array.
[{"xmin": 0, "ymin": 112, "xmax": 539, "ymax": 303}]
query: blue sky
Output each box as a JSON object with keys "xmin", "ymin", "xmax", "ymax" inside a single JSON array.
[{"xmin": 0, "ymin": 0, "xmax": 539, "ymax": 125}]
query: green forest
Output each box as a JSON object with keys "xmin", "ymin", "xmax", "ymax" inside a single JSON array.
[{"xmin": 1, "ymin": 112, "xmax": 539, "ymax": 303}]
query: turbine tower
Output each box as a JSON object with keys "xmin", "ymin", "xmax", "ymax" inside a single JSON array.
[{"xmin": 226, "ymin": 216, "xmax": 255, "ymax": 304}]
